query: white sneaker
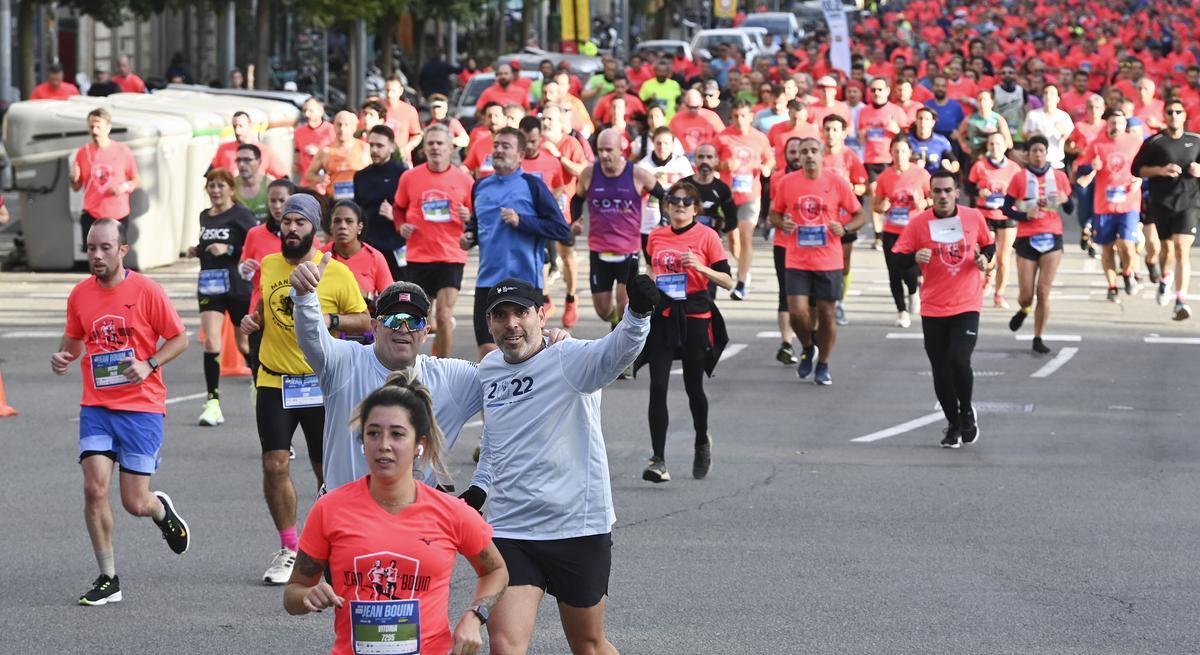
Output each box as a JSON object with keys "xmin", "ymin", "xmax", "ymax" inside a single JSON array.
[
  {"xmin": 263, "ymin": 548, "xmax": 297, "ymax": 585},
  {"xmin": 197, "ymin": 399, "xmax": 223, "ymax": 426},
  {"xmin": 896, "ymin": 310, "xmax": 911, "ymax": 328},
  {"xmin": 907, "ymin": 292, "xmax": 921, "ymax": 314}
]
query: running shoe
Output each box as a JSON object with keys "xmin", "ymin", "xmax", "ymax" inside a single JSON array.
[
  {"xmin": 1032, "ymin": 337, "xmax": 1052, "ymax": 354},
  {"xmin": 730, "ymin": 282, "xmax": 746, "ymax": 300},
  {"xmin": 79, "ymin": 574, "xmax": 122, "ymax": 606},
  {"xmin": 813, "ymin": 362, "xmax": 832, "ymax": 386},
  {"xmin": 960, "ymin": 406, "xmax": 980, "ymax": 445},
  {"xmin": 561, "ymin": 298, "xmax": 579, "ymax": 329},
  {"xmin": 153, "ymin": 491, "xmax": 190, "ymax": 555},
  {"xmin": 872, "ymin": 237, "xmax": 883, "ymax": 251},
  {"xmin": 618, "ymin": 364, "xmax": 634, "ymax": 380},
  {"xmin": 197, "ymin": 398, "xmax": 224, "ymax": 426},
  {"xmin": 1087, "ymin": 244, "xmax": 1097, "ymax": 259},
  {"xmin": 1156, "ymin": 282, "xmax": 1171, "ymax": 306},
  {"xmin": 472, "ymin": 445, "xmax": 480, "ymax": 463},
  {"xmin": 896, "ymin": 310, "xmax": 911, "ymax": 328},
  {"xmin": 835, "ymin": 301, "xmax": 849, "ymax": 325},
  {"xmin": 940, "ymin": 425, "xmax": 962, "ymax": 449},
  {"xmin": 1106, "ymin": 287, "xmax": 1120, "ymax": 303},
  {"xmin": 1122, "ymin": 272, "xmax": 1137, "ymax": 295},
  {"xmin": 993, "ymin": 294, "xmax": 1010, "ymax": 309},
  {"xmin": 1148, "ymin": 263, "xmax": 1161, "ymax": 284},
  {"xmin": 543, "ymin": 296, "xmax": 556, "ymax": 319},
  {"xmin": 796, "ymin": 345, "xmax": 817, "ymax": 379},
  {"xmin": 1009, "ymin": 309, "xmax": 1027, "ymax": 332},
  {"xmin": 693, "ymin": 435, "xmax": 713, "ymax": 480},
  {"xmin": 1079, "ymin": 225, "xmax": 1090, "ymax": 252},
  {"xmin": 908, "ymin": 292, "xmax": 920, "ymax": 314},
  {"xmin": 263, "ymin": 548, "xmax": 297, "ymax": 585},
  {"xmin": 642, "ymin": 457, "xmax": 671, "ymax": 483},
  {"xmin": 775, "ymin": 342, "xmax": 798, "ymax": 365},
  {"xmin": 1174, "ymin": 302, "xmax": 1192, "ymax": 321}
]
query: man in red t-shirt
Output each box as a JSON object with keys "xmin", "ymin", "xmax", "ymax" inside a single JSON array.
[
  {"xmin": 29, "ymin": 63, "xmax": 81, "ymax": 100},
  {"xmin": 210, "ymin": 111, "xmax": 288, "ymax": 179},
  {"xmin": 52, "ymin": 218, "xmax": 191, "ymax": 605},
  {"xmin": 465, "ymin": 103, "xmax": 507, "ymax": 179},
  {"xmin": 1076, "ymin": 108, "xmax": 1144, "ymax": 299},
  {"xmin": 669, "ymin": 89, "xmax": 724, "ymax": 156},
  {"xmin": 538, "ymin": 104, "xmax": 588, "ymax": 326},
  {"xmin": 71, "ymin": 108, "xmax": 140, "ymax": 251},
  {"xmin": 474, "ymin": 64, "xmax": 530, "ymax": 113},
  {"xmin": 718, "ymin": 100, "xmax": 773, "ymax": 300},
  {"xmin": 383, "ymin": 76, "xmax": 424, "ymax": 164},
  {"xmin": 113, "ymin": 55, "xmax": 147, "ymax": 93},
  {"xmin": 294, "ymin": 97, "xmax": 336, "ymax": 180},
  {"xmin": 768, "ymin": 137, "xmax": 865, "ymax": 385}
]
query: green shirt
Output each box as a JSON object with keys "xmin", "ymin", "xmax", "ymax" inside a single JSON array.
[
  {"xmin": 639, "ymin": 78, "xmax": 683, "ymax": 120},
  {"xmin": 237, "ymin": 179, "xmax": 271, "ymax": 223}
]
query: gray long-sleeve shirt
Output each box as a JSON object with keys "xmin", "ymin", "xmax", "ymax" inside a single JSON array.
[{"xmin": 292, "ymin": 289, "xmax": 483, "ymax": 490}]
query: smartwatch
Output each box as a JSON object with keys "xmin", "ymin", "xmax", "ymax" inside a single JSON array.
[
  {"xmin": 147, "ymin": 356, "xmax": 160, "ymax": 372},
  {"xmin": 468, "ymin": 605, "xmax": 489, "ymax": 624},
  {"xmin": 329, "ymin": 314, "xmax": 340, "ymax": 330}
]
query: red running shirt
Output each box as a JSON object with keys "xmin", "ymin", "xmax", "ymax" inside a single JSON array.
[
  {"xmin": 392, "ymin": 164, "xmax": 474, "ymax": 265},
  {"xmin": 74, "ymin": 141, "xmax": 138, "ymax": 219},
  {"xmin": 300, "ymin": 478, "xmax": 493, "ymax": 655},
  {"xmin": 717, "ymin": 126, "xmax": 773, "ymax": 205},
  {"xmin": 893, "ymin": 207, "xmax": 994, "ymax": 317},
  {"xmin": 1006, "ymin": 169, "xmax": 1070, "ymax": 237},
  {"xmin": 771, "ymin": 170, "xmax": 861, "ymax": 272},
  {"xmin": 857, "ymin": 103, "xmax": 908, "ymax": 164},
  {"xmin": 646, "ymin": 222, "xmax": 728, "ymax": 297},
  {"xmin": 1078, "ymin": 132, "xmax": 1143, "ymax": 215},
  {"xmin": 967, "ymin": 157, "xmax": 1022, "ymax": 220},
  {"xmin": 873, "ymin": 165, "xmax": 931, "ymax": 235},
  {"xmin": 321, "ymin": 242, "xmax": 394, "ymax": 296}
]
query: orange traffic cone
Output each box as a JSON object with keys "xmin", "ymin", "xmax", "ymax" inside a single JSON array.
[
  {"xmin": 0, "ymin": 369, "xmax": 18, "ymax": 417},
  {"xmin": 220, "ymin": 316, "xmax": 252, "ymax": 377}
]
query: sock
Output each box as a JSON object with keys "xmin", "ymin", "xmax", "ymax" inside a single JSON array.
[
  {"xmin": 203, "ymin": 351, "xmax": 221, "ymax": 400},
  {"xmin": 1021, "ymin": 306, "xmax": 1032, "ymax": 315},
  {"xmin": 565, "ymin": 294, "xmax": 575, "ymax": 303},
  {"xmin": 842, "ymin": 270, "xmax": 853, "ymax": 300},
  {"xmin": 608, "ymin": 310, "xmax": 621, "ymax": 327},
  {"xmin": 781, "ymin": 341, "xmax": 792, "ymax": 351},
  {"xmin": 1178, "ymin": 291, "xmax": 1187, "ymax": 303},
  {"xmin": 151, "ymin": 496, "xmax": 167, "ymax": 522},
  {"xmin": 735, "ymin": 280, "xmax": 745, "ymax": 290},
  {"xmin": 94, "ymin": 549, "xmax": 116, "ymax": 578},
  {"xmin": 1122, "ymin": 268, "xmax": 1132, "ymax": 277},
  {"xmin": 280, "ymin": 526, "xmax": 299, "ymax": 551}
]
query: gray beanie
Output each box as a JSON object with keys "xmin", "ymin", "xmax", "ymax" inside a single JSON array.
[{"xmin": 282, "ymin": 194, "xmax": 322, "ymax": 230}]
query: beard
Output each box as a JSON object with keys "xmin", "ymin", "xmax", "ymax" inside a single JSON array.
[
  {"xmin": 281, "ymin": 229, "xmax": 315, "ymax": 259},
  {"xmin": 697, "ymin": 163, "xmax": 714, "ymax": 176},
  {"xmin": 787, "ymin": 160, "xmax": 802, "ymax": 172}
]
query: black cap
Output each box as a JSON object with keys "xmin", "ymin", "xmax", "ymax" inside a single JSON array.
[
  {"xmin": 376, "ymin": 283, "xmax": 431, "ymax": 317},
  {"xmin": 485, "ymin": 278, "xmax": 543, "ymax": 314}
]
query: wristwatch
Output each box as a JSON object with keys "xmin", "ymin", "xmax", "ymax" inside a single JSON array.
[
  {"xmin": 468, "ymin": 605, "xmax": 489, "ymax": 624},
  {"xmin": 328, "ymin": 314, "xmax": 340, "ymax": 330},
  {"xmin": 147, "ymin": 356, "xmax": 160, "ymax": 372}
]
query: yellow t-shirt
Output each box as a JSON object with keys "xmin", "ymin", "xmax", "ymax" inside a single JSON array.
[{"xmin": 256, "ymin": 251, "xmax": 367, "ymax": 389}]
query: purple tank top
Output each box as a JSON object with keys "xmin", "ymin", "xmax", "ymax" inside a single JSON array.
[{"xmin": 586, "ymin": 163, "xmax": 643, "ymax": 254}]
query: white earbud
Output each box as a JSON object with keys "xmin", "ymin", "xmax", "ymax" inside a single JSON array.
[{"xmin": 415, "ymin": 444, "xmax": 425, "ymax": 459}]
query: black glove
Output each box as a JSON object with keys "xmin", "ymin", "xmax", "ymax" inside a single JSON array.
[
  {"xmin": 459, "ymin": 485, "xmax": 487, "ymax": 512},
  {"xmin": 626, "ymin": 273, "xmax": 661, "ymax": 315}
]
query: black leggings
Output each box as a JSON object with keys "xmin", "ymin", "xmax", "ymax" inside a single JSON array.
[
  {"xmin": 921, "ymin": 312, "xmax": 979, "ymax": 426},
  {"xmin": 882, "ymin": 232, "xmax": 920, "ymax": 312},
  {"xmin": 646, "ymin": 315, "xmax": 710, "ymax": 461},
  {"xmin": 774, "ymin": 245, "xmax": 788, "ymax": 312},
  {"xmin": 255, "ymin": 386, "xmax": 325, "ymax": 463}
]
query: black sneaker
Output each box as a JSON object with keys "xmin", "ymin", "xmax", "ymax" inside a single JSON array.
[
  {"xmin": 1148, "ymin": 263, "xmax": 1161, "ymax": 284},
  {"xmin": 796, "ymin": 345, "xmax": 817, "ymax": 379},
  {"xmin": 940, "ymin": 425, "xmax": 962, "ymax": 449},
  {"xmin": 79, "ymin": 574, "xmax": 122, "ymax": 606},
  {"xmin": 775, "ymin": 343, "xmax": 798, "ymax": 365},
  {"xmin": 1079, "ymin": 226, "xmax": 1090, "ymax": 252},
  {"xmin": 1032, "ymin": 337, "xmax": 1052, "ymax": 354},
  {"xmin": 1009, "ymin": 309, "xmax": 1027, "ymax": 332},
  {"xmin": 153, "ymin": 491, "xmax": 190, "ymax": 554},
  {"xmin": 1123, "ymin": 272, "xmax": 1136, "ymax": 295},
  {"xmin": 960, "ymin": 406, "xmax": 980, "ymax": 445},
  {"xmin": 1106, "ymin": 287, "xmax": 1120, "ymax": 303},
  {"xmin": 730, "ymin": 282, "xmax": 746, "ymax": 301},
  {"xmin": 693, "ymin": 435, "xmax": 712, "ymax": 480},
  {"xmin": 642, "ymin": 457, "xmax": 670, "ymax": 483}
]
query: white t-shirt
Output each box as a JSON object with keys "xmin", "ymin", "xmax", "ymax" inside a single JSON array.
[{"xmin": 1022, "ymin": 107, "xmax": 1074, "ymax": 168}]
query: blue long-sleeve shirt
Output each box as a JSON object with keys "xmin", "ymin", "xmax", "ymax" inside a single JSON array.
[{"xmin": 471, "ymin": 170, "xmax": 571, "ymax": 288}]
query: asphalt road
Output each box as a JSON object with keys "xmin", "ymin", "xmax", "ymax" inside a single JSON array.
[{"xmin": 1, "ymin": 232, "xmax": 1198, "ymax": 654}]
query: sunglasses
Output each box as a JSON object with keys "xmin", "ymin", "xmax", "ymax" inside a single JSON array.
[
  {"xmin": 378, "ymin": 313, "xmax": 427, "ymax": 331},
  {"xmin": 666, "ymin": 196, "xmax": 696, "ymax": 206}
]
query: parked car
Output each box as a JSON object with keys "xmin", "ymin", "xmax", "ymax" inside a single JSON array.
[
  {"xmin": 636, "ymin": 39, "xmax": 694, "ymax": 62},
  {"xmin": 453, "ymin": 70, "xmax": 542, "ymax": 132},
  {"xmin": 690, "ymin": 28, "xmax": 762, "ymax": 61},
  {"xmin": 740, "ymin": 12, "xmax": 804, "ymax": 47},
  {"xmin": 496, "ymin": 47, "xmax": 603, "ymax": 78}
]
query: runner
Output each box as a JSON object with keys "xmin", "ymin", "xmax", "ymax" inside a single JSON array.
[
  {"xmin": 210, "ymin": 111, "xmax": 287, "ymax": 179},
  {"xmin": 239, "ymin": 179, "xmax": 293, "ymax": 379},
  {"xmin": 320, "ymin": 200, "xmax": 394, "ymax": 305},
  {"xmin": 294, "ymin": 97, "xmax": 335, "ymax": 183},
  {"xmin": 458, "ymin": 275, "xmax": 658, "ymax": 654},
  {"xmin": 909, "ymin": 107, "xmax": 959, "ymax": 178},
  {"xmin": 464, "ymin": 103, "xmax": 507, "ymax": 179},
  {"xmin": 238, "ymin": 194, "xmax": 370, "ymax": 584},
  {"xmin": 859, "ymin": 78, "xmax": 907, "ymax": 249},
  {"xmin": 873, "ymin": 136, "xmax": 931, "ymax": 328},
  {"xmin": 892, "ymin": 172, "xmax": 995, "ymax": 448},
  {"xmin": 463, "ymin": 127, "xmax": 572, "ymax": 360},
  {"xmin": 474, "ymin": 63, "xmax": 530, "ymax": 112},
  {"xmin": 1022, "ymin": 84, "xmax": 1074, "ymax": 170},
  {"xmin": 821, "ymin": 114, "xmax": 869, "ymax": 325},
  {"xmin": 283, "ymin": 371, "xmax": 508, "ymax": 655},
  {"xmin": 637, "ymin": 126, "xmax": 695, "ymax": 260},
  {"xmin": 1004, "ymin": 136, "xmax": 1072, "ymax": 354},
  {"xmin": 1075, "ymin": 108, "xmax": 1143, "ymax": 302},
  {"xmin": 70, "ymin": 108, "xmax": 139, "ymax": 250},
  {"xmin": 573, "ymin": 128, "xmax": 662, "ymax": 327},
  {"xmin": 52, "ymin": 219, "xmax": 190, "ymax": 606},
  {"xmin": 305, "ymin": 111, "xmax": 372, "ymax": 201},
  {"xmin": 539, "ymin": 104, "xmax": 589, "ymax": 328},
  {"xmin": 668, "ymin": 89, "xmax": 724, "ymax": 158},
  {"xmin": 1132, "ymin": 99, "xmax": 1200, "ymax": 320},
  {"xmin": 1066, "ymin": 94, "xmax": 1106, "ymax": 258},
  {"xmin": 769, "ymin": 138, "xmax": 806, "ymax": 364},
  {"xmin": 993, "ymin": 62, "xmax": 1028, "ymax": 150},
  {"xmin": 961, "ymin": 89, "xmax": 1014, "ymax": 162},
  {"xmin": 638, "ymin": 180, "xmax": 732, "ymax": 483},
  {"xmin": 967, "ymin": 131, "xmax": 1022, "ymax": 308},
  {"xmin": 189, "ymin": 169, "xmax": 256, "ymax": 426},
  {"xmin": 517, "ymin": 116, "xmax": 570, "ymax": 312},
  {"xmin": 382, "ymin": 74, "xmax": 424, "ymax": 164},
  {"xmin": 393, "ymin": 123, "xmax": 474, "ymax": 358},
  {"xmin": 353, "ymin": 124, "xmax": 408, "ymax": 283},
  {"xmin": 769, "ymin": 137, "xmax": 865, "ymax": 385},
  {"xmin": 639, "ymin": 58, "xmax": 683, "ymax": 120},
  {"xmin": 718, "ymin": 100, "xmax": 773, "ymax": 300}
]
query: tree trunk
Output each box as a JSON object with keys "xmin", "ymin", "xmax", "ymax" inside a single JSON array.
[
  {"xmin": 254, "ymin": 0, "xmax": 272, "ymax": 89},
  {"xmin": 521, "ymin": 0, "xmax": 535, "ymax": 47},
  {"xmin": 380, "ymin": 7, "xmax": 396, "ymax": 77},
  {"xmin": 17, "ymin": 0, "xmax": 33, "ymax": 98}
]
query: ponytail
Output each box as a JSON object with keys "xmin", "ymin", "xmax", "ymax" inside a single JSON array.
[{"xmin": 350, "ymin": 369, "xmax": 451, "ymax": 486}]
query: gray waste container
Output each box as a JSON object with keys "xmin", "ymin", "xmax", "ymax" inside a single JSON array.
[{"xmin": 3, "ymin": 99, "xmax": 191, "ymax": 271}]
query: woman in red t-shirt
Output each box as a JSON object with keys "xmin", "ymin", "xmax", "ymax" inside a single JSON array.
[
  {"xmin": 284, "ymin": 371, "xmax": 507, "ymax": 655},
  {"xmin": 321, "ymin": 200, "xmax": 394, "ymax": 303},
  {"xmin": 967, "ymin": 132, "xmax": 1023, "ymax": 308},
  {"xmin": 873, "ymin": 136, "xmax": 931, "ymax": 327},
  {"xmin": 636, "ymin": 180, "xmax": 733, "ymax": 485}
]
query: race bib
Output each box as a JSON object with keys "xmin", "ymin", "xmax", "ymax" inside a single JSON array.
[
  {"xmin": 392, "ymin": 246, "xmax": 408, "ymax": 269},
  {"xmin": 481, "ymin": 154, "xmax": 494, "ymax": 172},
  {"xmin": 198, "ymin": 268, "xmax": 231, "ymax": 296},
  {"xmin": 333, "ymin": 181, "xmax": 355, "ymax": 200},
  {"xmin": 598, "ymin": 251, "xmax": 632, "ymax": 263},
  {"xmin": 1105, "ymin": 186, "xmax": 1128, "ymax": 204},
  {"xmin": 929, "ymin": 216, "xmax": 964, "ymax": 244},
  {"xmin": 1030, "ymin": 232, "xmax": 1057, "ymax": 253},
  {"xmin": 91, "ymin": 349, "xmax": 134, "ymax": 389},
  {"xmin": 731, "ymin": 174, "xmax": 753, "ymax": 193},
  {"xmin": 866, "ymin": 127, "xmax": 886, "ymax": 141},
  {"xmin": 655, "ymin": 273, "xmax": 688, "ymax": 300},
  {"xmin": 887, "ymin": 207, "xmax": 911, "ymax": 227},
  {"xmin": 697, "ymin": 214, "xmax": 715, "ymax": 228},
  {"xmin": 421, "ymin": 198, "xmax": 451, "ymax": 223},
  {"xmin": 350, "ymin": 599, "xmax": 420, "ymax": 655},
  {"xmin": 282, "ymin": 374, "xmax": 324, "ymax": 408},
  {"xmin": 797, "ymin": 225, "xmax": 827, "ymax": 247},
  {"xmin": 984, "ymin": 193, "xmax": 1005, "ymax": 209}
]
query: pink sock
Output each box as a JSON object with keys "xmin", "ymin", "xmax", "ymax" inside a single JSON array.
[{"xmin": 279, "ymin": 526, "xmax": 299, "ymax": 551}]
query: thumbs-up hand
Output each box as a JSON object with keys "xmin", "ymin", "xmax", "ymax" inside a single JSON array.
[{"xmin": 291, "ymin": 251, "xmax": 331, "ymax": 295}]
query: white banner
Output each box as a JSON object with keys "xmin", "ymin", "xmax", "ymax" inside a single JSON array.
[{"xmin": 821, "ymin": 0, "xmax": 852, "ymax": 75}]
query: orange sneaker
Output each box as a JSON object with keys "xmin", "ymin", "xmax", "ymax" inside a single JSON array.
[
  {"xmin": 562, "ymin": 297, "xmax": 578, "ymax": 328},
  {"xmin": 543, "ymin": 296, "xmax": 556, "ymax": 319}
]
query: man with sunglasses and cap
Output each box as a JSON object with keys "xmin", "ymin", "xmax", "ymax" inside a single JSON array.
[{"xmin": 459, "ymin": 274, "xmax": 659, "ymax": 655}]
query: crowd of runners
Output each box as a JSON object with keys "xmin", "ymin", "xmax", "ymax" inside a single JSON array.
[{"xmin": 39, "ymin": 0, "xmax": 1200, "ymax": 651}]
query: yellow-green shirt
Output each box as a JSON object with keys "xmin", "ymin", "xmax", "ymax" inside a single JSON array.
[{"xmin": 639, "ymin": 78, "xmax": 683, "ymax": 120}]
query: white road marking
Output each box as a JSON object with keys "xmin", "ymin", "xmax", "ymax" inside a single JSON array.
[
  {"xmin": 671, "ymin": 343, "xmax": 746, "ymax": 375},
  {"xmin": 1, "ymin": 330, "xmax": 61, "ymax": 338},
  {"xmin": 1015, "ymin": 334, "xmax": 1081, "ymax": 342},
  {"xmin": 1143, "ymin": 336, "xmax": 1200, "ymax": 345},
  {"xmin": 884, "ymin": 332, "xmax": 924, "ymax": 340},
  {"xmin": 756, "ymin": 331, "xmax": 782, "ymax": 339},
  {"xmin": 164, "ymin": 392, "xmax": 208, "ymax": 406},
  {"xmin": 851, "ymin": 411, "xmax": 944, "ymax": 442},
  {"xmin": 1108, "ymin": 405, "xmax": 1134, "ymax": 411},
  {"xmin": 1030, "ymin": 347, "xmax": 1079, "ymax": 378}
]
